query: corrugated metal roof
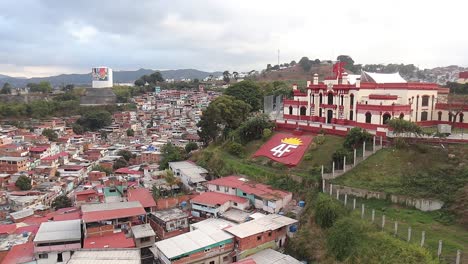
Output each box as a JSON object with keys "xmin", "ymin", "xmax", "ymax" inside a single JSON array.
[
  {"xmin": 224, "ymin": 214, "xmax": 297, "ymax": 239},
  {"xmin": 34, "ymin": 219, "xmax": 81, "ymax": 243},
  {"xmin": 67, "ymin": 249, "xmax": 141, "ymax": 264}
]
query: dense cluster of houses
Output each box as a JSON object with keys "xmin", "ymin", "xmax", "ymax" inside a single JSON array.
[{"xmin": 0, "ymin": 88, "xmax": 303, "ymax": 263}]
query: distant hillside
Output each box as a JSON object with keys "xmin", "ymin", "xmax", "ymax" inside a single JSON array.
[
  {"xmin": 0, "ymin": 69, "xmax": 222, "ymax": 87},
  {"xmin": 254, "ymin": 64, "xmax": 335, "ymax": 82}
]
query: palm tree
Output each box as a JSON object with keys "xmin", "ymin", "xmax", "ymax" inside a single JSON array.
[{"xmin": 164, "ymin": 169, "xmax": 181, "ymax": 196}]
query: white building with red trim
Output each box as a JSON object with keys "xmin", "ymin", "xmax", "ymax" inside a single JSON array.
[{"xmin": 277, "ymin": 62, "xmax": 467, "ymax": 137}]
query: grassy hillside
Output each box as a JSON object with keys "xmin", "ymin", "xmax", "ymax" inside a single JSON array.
[
  {"xmin": 333, "ymin": 144, "xmax": 468, "ymax": 202},
  {"xmin": 252, "ymin": 64, "xmax": 335, "ymax": 83}
]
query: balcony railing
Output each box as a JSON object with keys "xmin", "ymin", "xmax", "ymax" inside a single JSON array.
[{"xmin": 356, "ymin": 103, "xmax": 411, "ymax": 112}]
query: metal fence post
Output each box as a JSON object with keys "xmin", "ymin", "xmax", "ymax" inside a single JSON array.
[
  {"xmin": 394, "ymin": 221, "xmax": 398, "ymax": 236},
  {"xmin": 420, "ymin": 231, "xmax": 425, "ymax": 247},
  {"xmin": 407, "ymin": 227, "xmax": 412, "ymax": 242},
  {"xmin": 344, "ymin": 194, "xmax": 348, "ymax": 206},
  {"xmin": 353, "ymin": 198, "xmax": 356, "ymax": 210},
  {"xmin": 437, "ymin": 240, "xmax": 442, "ymax": 259},
  {"xmin": 382, "ymin": 215, "xmax": 385, "ymax": 230},
  {"xmin": 371, "ymin": 209, "xmax": 375, "ymax": 223},
  {"xmin": 361, "ymin": 204, "xmax": 365, "ymax": 219}
]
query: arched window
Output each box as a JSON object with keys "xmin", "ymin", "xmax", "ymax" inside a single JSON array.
[
  {"xmin": 319, "ymin": 108, "xmax": 322, "ymax": 117},
  {"xmin": 460, "ymin": 113, "xmax": 464, "ymax": 123},
  {"xmin": 449, "ymin": 112, "xmax": 453, "ymax": 122},
  {"xmin": 300, "ymin": 106, "xmax": 307, "ymax": 116},
  {"xmin": 288, "ymin": 106, "xmax": 293, "ymax": 115},
  {"xmin": 383, "ymin": 113, "xmax": 391, "ymax": 124},
  {"xmin": 365, "ymin": 112, "xmax": 372, "ymax": 123},
  {"xmin": 421, "ymin": 111, "xmax": 428, "ymax": 121},
  {"xmin": 340, "ymin": 95, "xmax": 344, "ymax": 106},
  {"xmin": 349, "ymin": 110, "xmax": 354, "ymax": 121},
  {"xmin": 399, "ymin": 113, "xmax": 404, "ymax": 119},
  {"xmin": 350, "ymin": 94, "xmax": 354, "ymax": 107},
  {"xmin": 311, "ymin": 94, "xmax": 314, "ymax": 104},
  {"xmin": 421, "ymin": 95, "xmax": 429, "ymax": 107},
  {"xmin": 438, "ymin": 111, "xmax": 442, "ymax": 121},
  {"xmin": 328, "ymin": 93, "xmax": 334, "ymax": 105},
  {"xmin": 319, "ymin": 93, "xmax": 323, "ymax": 105}
]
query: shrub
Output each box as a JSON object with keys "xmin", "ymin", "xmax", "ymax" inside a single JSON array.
[
  {"xmin": 327, "ymin": 217, "xmax": 366, "ymax": 261},
  {"xmin": 314, "ymin": 193, "xmax": 346, "ymax": 228},
  {"xmin": 314, "ymin": 135, "xmax": 325, "ymax": 145},
  {"xmin": 226, "ymin": 142, "xmax": 245, "ymax": 157},
  {"xmin": 262, "ymin": 128, "xmax": 272, "ymax": 141},
  {"xmin": 15, "ymin": 175, "xmax": 32, "ymax": 190}
]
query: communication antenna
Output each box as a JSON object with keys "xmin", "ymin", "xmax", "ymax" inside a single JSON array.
[{"xmin": 278, "ymin": 49, "xmax": 280, "ymax": 66}]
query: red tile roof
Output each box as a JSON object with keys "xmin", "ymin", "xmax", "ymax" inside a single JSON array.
[
  {"xmin": 53, "ymin": 212, "xmax": 82, "ymax": 221},
  {"xmin": 0, "ymin": 223, "xmax": 17, "ymax": 234},
  {"xmin": 21, "ymin": 216, "xmax": 51, "ymax": 225},
  {"xmin": 191, "ymin": 192, "xmax": 248, "ymax": 206},
  {"xmin": 208, "ymin": 176, "xmax": 291, "ymax": 200},
  {"xmin": 459, "ymin": 71, "xmax": 468, "ymax": 79},
  {"xmin": 29, "ymin": 146, "xmax": 48, "ymax": 152},
  {"xmin": 83, "ymin": 232, "xmax": 135, "ymax": 249},
  {"xmin": 127, "ymin": 188, "xmax": 156, "ymax": 208},
  {"xmin": 2, "ymin": 242, "xmax": 34, "ymax": 264},
  {"xmin": 82, "ymin": 206, "xmax": 146, "ymax": 223}
]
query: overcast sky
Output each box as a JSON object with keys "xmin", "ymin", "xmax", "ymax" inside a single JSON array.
[{"xmin": 0, "ymin": 0, "xmax": 467, "ymax": 77}]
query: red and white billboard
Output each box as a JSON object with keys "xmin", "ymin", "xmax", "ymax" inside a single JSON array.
[{"xmin": 253, "ymin": 133, "xmax": 313, "ymax": 167}]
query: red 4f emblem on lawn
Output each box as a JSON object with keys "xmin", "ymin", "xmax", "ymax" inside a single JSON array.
[
  {"xmin": 253, "ymin": 134, "xmax": 312, "ymax": 167},
  {"xmin": 270, "ymin": 138, "xmax": 303, "ymax": 157}
]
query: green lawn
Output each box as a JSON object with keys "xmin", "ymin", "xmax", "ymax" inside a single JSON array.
[{"xmin": 345, "ymin": 198, "xmax": 467, "ymax": 261}]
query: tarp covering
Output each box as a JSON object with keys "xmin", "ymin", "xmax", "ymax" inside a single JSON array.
[{"xmin": 253, "ymin": 133, "xmax": 313, "ymax": 167}]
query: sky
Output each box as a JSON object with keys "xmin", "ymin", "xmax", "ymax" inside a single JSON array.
[{"xmin": 0, "ymin": 0, "xmax": 467, "ymax": 78}]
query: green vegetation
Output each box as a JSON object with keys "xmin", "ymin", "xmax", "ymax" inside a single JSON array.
[
  {"xmin": 126, "ymin": 128, "xmax": 134, "ymax": 137},
  {"xmin": 42, "ymin": 128, "xmax": 58, "ymax": 141},
  {"xmin": 51, "ymin": 195, "xmax": 72, "ymax": 210},
  {"xmin": 185, "ymin": 142, "xmax": 198, "ymax": 153},
  {"xmin": 91, "ymin": 165, "xmax": 112, "ymax": 175},
  {"xmin": 1, "ymin": 82, "xmax": 12, "ymax": 94},
  {"xmin": 27, "ymin": 81, "xmax": 52, "ymax": 93},
  {"xmin": 76, "ymin": 110, "xmax": 112, "ymax": 131},
  {"xmin": 225, "ymin": 80, "xmax": 263, "ymax": 112},
  {"xmin": 112, "ymin": 157, "xmax": 128, "ymax": 170},
  {"xmin": 117, "ymin": 150, "xmax": 136, "ymax": 162},
  {"xmin": 445, "ymin": 81, "xmax": 468, "ymax": 94},
  {"xmin": 15, "ymin": 175, "xmax": 32, "ymax": 190},
  {"xmin": 315, "ymin": 193, "xmax": 346, "ymax": 229},
  {"xmin": 159, "ymin": 143, "xmax": 186, "ymax": 170},
  {"xmin": 333, "ymin": 145, "xmax": 468, "ymax": 203},
  {"xmin": 134, "ymin": 71, "xmax": 164, "ymax": 87}
]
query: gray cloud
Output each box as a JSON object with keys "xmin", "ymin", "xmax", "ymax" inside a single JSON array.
[{"xmin": 0, "ymin": 0, "xmax": 467, "ymax": 77}]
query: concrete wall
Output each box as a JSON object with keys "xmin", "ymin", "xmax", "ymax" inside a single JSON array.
[
  {"xmin": 328, "ymin": 183, "xmax": 444, "ymax": 211},
  {"xmin": 36, "ymin": 251, "xmax": 72, "ymax": 264}
]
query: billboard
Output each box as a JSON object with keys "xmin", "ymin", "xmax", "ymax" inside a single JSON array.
[
  {"xmin": 92, "ymin": 67, "xmax": 109, "ymax": 81},
  {"xmin": 253, "ymin": 133, "xmax": 313, "ymax": 167}
]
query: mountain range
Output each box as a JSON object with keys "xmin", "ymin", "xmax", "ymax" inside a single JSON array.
[{"xmin": 0, "ymin": 69, "xmax": 222, "ymax": 87}]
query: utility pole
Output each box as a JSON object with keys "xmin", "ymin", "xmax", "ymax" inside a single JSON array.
[{"xmin": 278, "ymin": 49, "xmax": 280, "ymax": 66}]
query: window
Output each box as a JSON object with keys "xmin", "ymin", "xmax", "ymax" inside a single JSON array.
[
  {"xmin": 204, "ymin": 248, "xmax": 211, "ymax": 253},
  {"xmin": 300, "ymin": 106, "xmax": 306, "ymax": 116},
  {"xmin": 438, "ymin": 111, "xmax": 442, "ymax": 121},
  {"xmin": 319, "ymin": 93, "xmax": 323, "ymax": 104},
  {"xmin": 383, "ymin": 113, "xmax": 391, "ymax": 124},
  {"xmin": 57, "ymin": 253, "xmax": 63, "ymax": 262},
  {"xmin": 288, "ymin": 106, "xmax": 293, "ymax": 115},
  {"xmin": 449, "ymin": 112, "xmax": 453, "ymax": 122},
  {"xmin": 141, "ymin": 237, "xmax": 151, "ymax": 242},
  {"xmin": 460, "ymin": 113, "xmax": 464, "ymax": 123},
  {"xmin": 224, "ymin": 186, "xmax": 229, "ymax": 193},
  {"xmin": 350, "ymin": 94, "xmax": 354, "ymax": 107},
  {"xmin": 319, "ymin": 108, "xmax": 322, "ymax": 117},
  {"xmin": 328, "ymin": 93, "xmax": 333, "ymax": 105},
  {"xmin": 242, "ymin": 192, "xmax": 246, "ymax": 196},
  {"xmin": 340, "ymin": 95, "xmax": 344, "ymax": 106},
  {"xmin": 268, "ymin": 231, "xmax": 272, "ymax": 237},
  {"xmin": 421, "ymin": 111, "xmax": 428, "ymax": 121},
  {"xmin": 219, "ymin": 244, "xmax": 225, "ymax": 248},
  {"xmin": 349, "ymin": 110, "xmax": 353, "ymax": 121},
  {"xmin": 216, "ymin": 185, "xmax": 220, "ymax": 191},
  {"xmin": 257, "ymin": 236, "xmax": 262, "ymax": 241},
  {"xmin": 38, "ymin": 253, "xmax": 48, "ymax": 259},
  {"xmin": 422, "ymin": 95, "xmax": 429, "ymax": 107},
  {"xmin": 233, "ymin": 202, "xmax": 238, "ymax": 206},
  {"xmin": 365, "ymin": 112, "xmax": 372, "ymax": 124},
  {"xmin": 210, "ymin": 261, "xmax": 215, "ymax": 264}
]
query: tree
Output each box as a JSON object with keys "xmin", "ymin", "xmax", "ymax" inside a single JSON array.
[
  {"xmin": 113, "ymin": 157, "xmax": 128, "ymax": 170},
  {"xmin": 149, "ymin": 71, "xmax": 164, "ymax": 83},
  {"xmin": 197, "ymin": 95, "xmax": 251, "ymax": 144},
  {"xmin": 343, "ymin": 127, "xmax": 372, "ymax": 150},
  {"xmin": 233, "ymin": 71, "xmax": 239, "ymax": 80},
  {"xmin": 327, "ymin": 217, "xmax": 366, "ymax": 261},
  {"xmin": 134, "ymin": 79, "xmax": 145, "ymax": 86},
  {"xmin": 314, "ymin": 193, "xmax": 346, "ymax": 229},
  {"xmin": 27, "ymin": 81, "xmax": 52, "ymax": 93},
  {"xmin": 290, "ymin": 60, "xmax": 297, "ymax": 66},
  {"xmin": 151, "ymin": 184, "xmax": 161, "ymax": 200},
  {"xmin": 72, "ymin": 123, "xmax": 84, "ymax": 135},
  {"xmin": 266, "ymin": 64, "xmax": 272, "ymax": 71},
  {"xmin": 185, "ymin": 142, "xmax": 198, "ymax": 153},
  {"xmin": 337, "ymin": 55, "xmax": 355, "ymax": 72},
  {"xmin": 51, "ymin": 195, "xmax": 72, "ymax": 210},
  {"xmin": 126, "ymin": 128, "xmax": 135, "ymax": 137},
  {"xmin": 117, "ymin": 149, "xmax": 136, "ymax": 162},
  {"xmin": 163, "ymin": 169, "xmax": 181, "ymax": 195},
  {"xmin": 445, "ymin": 94, "xmax": 468, "ymax": 127},
  {"xmin": 223, "ymin": 70, "xmax": 230, "ymax": 83},
  {"xmin": 76, "ymin": 110, "xmax": 112, "ymax": 131},
  {"xmin": 233, "ymin": 114, "xmax": 275, "ymax": 143},
  {"xmin": 225, "ymin": 80, "xmax": 263, "ymax": 112},
  {"xmin": 15, "ymin": 175, "xmax": 32, "ymax": 190},
  {"xmin": 62, "ymin": 84, "xmax": 74, "ymax": 92},
  {"xmin": 1, "ymin": 82, "xmax": 12, "ymax": 94},
  {"xmin": 42, "ymin": 129, "xmax": 58, "ymax": 141},
  {"xmin": 159, "ymin": 143, "xmax": 186, "ymax": 170},
  {"xmin": 299, "ymin": 57, "xmax": 312, "ymax": 72}
]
